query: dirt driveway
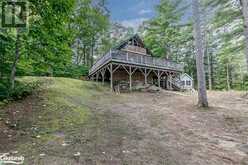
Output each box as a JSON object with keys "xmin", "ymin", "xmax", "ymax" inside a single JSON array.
[{"xmin": 67, "ymin": 91, "xmax": 248, "ymax": 165}]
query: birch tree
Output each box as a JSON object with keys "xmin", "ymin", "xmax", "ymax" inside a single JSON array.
[{"xmin": 193, "ymin": 0, "xmax": 209, "ymax": 107}]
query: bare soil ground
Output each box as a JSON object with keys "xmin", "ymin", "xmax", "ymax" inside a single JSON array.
[
  {"xmin": 1, "ymin": 78, "xmax": 248, "ymax": 165},
  {"xmin": 86, "ymin": 91, "xmax": 248, "ymax": 165}
]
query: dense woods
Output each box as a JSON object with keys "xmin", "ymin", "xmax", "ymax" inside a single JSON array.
[
  {"xmin": 0, "ymin": 0, "xmax": 248, "ymax": 102},
  {"xmin": 140, "ymin": 0, "xmax": 248, "ymax": 91},
  {"xmin": 0, "ymin": 0, "xmax": 110, "ymax": 99}
]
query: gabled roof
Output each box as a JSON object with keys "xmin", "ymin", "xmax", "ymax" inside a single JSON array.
[
  {"xmin": 114, "ymin": 34, "xmax": 153, "ymax": 55},
  {"xmin": 180, "ymin": 73, "xmax": 193, "ymax": 80}
]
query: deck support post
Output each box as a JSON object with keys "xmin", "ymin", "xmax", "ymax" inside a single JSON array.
[
  {"xmin": 144, "ymin": 69, "xmax": 152, "ymax": 85},
  {"xmin": 93, "ymin": 75, "xmax": 95, "ymax": 81},
  {"xmin": 96, "ymin": 72, "xmax": 99, "ymax": 82},
  {"xmin": 166, "ymin": 73, "xmax": 169, "ymax": 90},
  {"xmin": 158, "ymin": 71, "xmax": 161, "ymax": 88},
  {"xmin": 163, "ymin": 77, "xmax": 166, "ymax": 89},
  {"xmin": 110, "ymin": 64, "xmax": 113, "ymax": 91},
  {"xmin": 129, "ymin": 66, "xmax": 132, "ymax": 91},
  {"xmin": 169, "ymin": 73, "xmax": 172, "ymax": 90},
  {"xmin": 100, "ymin": 68, "xmax": 106, "ymax": 84},
  {"xmin": 144, "ymin": 68, "xmax": 147, "ymax": 85}
]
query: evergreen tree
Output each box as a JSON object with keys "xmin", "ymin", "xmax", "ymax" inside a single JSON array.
[
  {"xmin": 143, "ymin": 0, "xmax": 185, "ymax": 59},
  {"xmin": 193, "ymin": 0, "xmax": 208, "ymax": 107}
]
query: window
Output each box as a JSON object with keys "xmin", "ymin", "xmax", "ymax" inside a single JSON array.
[
  {"xmin": 181, "ymin": 81, "xmax": 186, "ymax": 86},
  {"xmin": 186, "ymin": 81, "xmax": 191, "ymax": 86}
]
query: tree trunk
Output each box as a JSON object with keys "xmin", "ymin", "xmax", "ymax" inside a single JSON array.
[
  {"xmin": 10, "ymin": 28, "xmax": 21, "ymax": 90},
  {"xmin": 91, "ymin": 38, "xmax": 94, "ymax": 67},
  {"xmin": 86, "ymin": 48, "xmax": 89, "ymax": 66},
  {"xmin": 204, "ymin": 29, "xmax": 213, "ymax": 90},
  {"xmin": 76, "ymin": 39, "xmax": 80, "ymax": 65},
  {"xmin": 241, "ymin": 0, "xmax": 248, "ymax": 71},
  {"xmin": 192, "ymin": 0, "xmax": 209, "ymax": 107},
  {"xmin": 0, "ymin": 54, "xmax": 3, "ymax": 80},
  {"xmin": 83, "ymin": 45, "xmax": 86, "ymax": 65},
  {"xmin": 239, "ymin": 64, "xmax": 244, "ymax": 89},
  {"xmin": 226, "ymin": 63, "xmax": 231, "ymax": 91},
  {"xmin": 207, "ymin": 52, "xmax": 212, "ymax": 90},
  {"xmin": 91, "ymin": 45, "xmax": 94, "ymax": 67}
]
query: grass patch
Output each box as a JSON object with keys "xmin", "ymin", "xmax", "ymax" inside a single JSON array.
[
  {"xmin": 8, "ymin": 77, "xmax": 111, "ymax": 152},
  {"xmin": 0, "ymin": 76, "xmax": 118, "ymax": 163},
  {"xmin": 0, "ymin": 77, "xmax": 44, "ymax": 105}
]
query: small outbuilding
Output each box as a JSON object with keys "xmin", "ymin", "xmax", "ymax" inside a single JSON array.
[{"xmin": 180, "ymin": 73, "xmax": 194, "ymax": 90}]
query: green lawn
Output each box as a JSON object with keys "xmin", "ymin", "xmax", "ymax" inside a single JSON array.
[{"xmin": 0, "ymin": 77, "xmax": 114, "ymax": 163}]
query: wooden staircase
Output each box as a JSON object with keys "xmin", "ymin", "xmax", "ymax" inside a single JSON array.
[{"xmin": 169, "ymin": 78, "xmax": 182, "ymax": 91}]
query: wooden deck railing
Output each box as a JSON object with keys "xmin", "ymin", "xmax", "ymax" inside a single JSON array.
[
  {"xmin": 89, "ymin": 50, "xmax": 184, "ymax": 75},
  {"xmin": 89, "ymin": 51, "xmax": 112, "ymax": 74}
]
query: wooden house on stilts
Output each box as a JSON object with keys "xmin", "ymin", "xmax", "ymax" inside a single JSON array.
[{"xmin": 88, "ymin": 34, "xmax": 184, "ymax": 91}]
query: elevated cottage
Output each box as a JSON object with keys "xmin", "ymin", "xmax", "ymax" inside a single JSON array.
[{"xmin": 88, "ymin": 35, "xmax": 186, "ymax": 91}]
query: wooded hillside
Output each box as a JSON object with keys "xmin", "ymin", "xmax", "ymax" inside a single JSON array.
[{"xmin": 1, "ymin": 0, "xmax": 248, "ymax": 102}]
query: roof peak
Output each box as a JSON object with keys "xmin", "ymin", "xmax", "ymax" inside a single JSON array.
[
  {"xmin": 114, "ymin": 34, "xmax": 152, "ymax": 55},
  {"xmin": 181, "ymin": 73, "xmax": 193, "ymax": 80}
]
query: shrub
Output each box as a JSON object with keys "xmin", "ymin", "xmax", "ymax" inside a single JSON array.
[
  {"xmin": 244, "ymin": 75, "xmax": 248, "ymax": 91},
  {"xmin": 16, "ymin": 63, "xmax": 89, "ymax": 79},
  {"xmin": 0, "ymin": 78, "xmax": 41, "ymax": 101},
  {"xmin": 9, "ymin": 81, "xmax": 41, "ymax": 100},
  {"xmin": 54, "ymin": 64, "xmax": 89, "ymax": 79},
  {"xmin": 0, "ymin": 80, "xmax": 9, "ymax": 100}
]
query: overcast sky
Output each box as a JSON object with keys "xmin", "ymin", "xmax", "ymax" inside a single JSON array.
[{"xmin": 107, "ymin": 0, "xmax": 192, "ymax": 31}]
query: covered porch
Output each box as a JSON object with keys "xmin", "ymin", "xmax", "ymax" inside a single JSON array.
[{"xmin": 90, "ymin": 62, "xmax": 181, "ymax": 91}]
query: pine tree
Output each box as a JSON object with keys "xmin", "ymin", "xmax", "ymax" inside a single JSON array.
[{"xmin": 193, "ymin": 0, "xmax": 209, "ymax": 107}]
